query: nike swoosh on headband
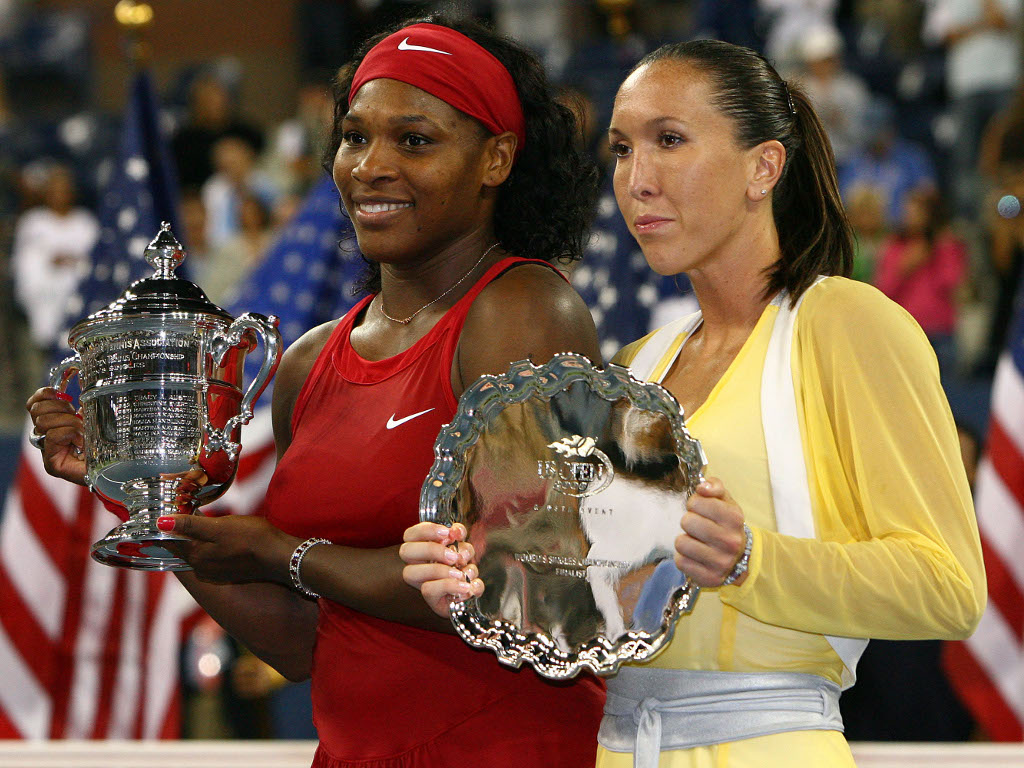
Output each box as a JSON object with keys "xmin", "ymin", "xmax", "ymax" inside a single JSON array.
[
  {"xmin": 397, "ymin": 37, "xmax": 453, "ymax": 55},
  {"xmin": 386, "ymin": 408, "xmax": 436, "ymax": 429}
]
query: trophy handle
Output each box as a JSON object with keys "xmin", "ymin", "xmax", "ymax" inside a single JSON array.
[
  {"xmin": 48, "ymin": 353, "xmax": 82, "ymax": 394},
  {"xmin": 207, "ymin": 313, "xmax": 282, "ymax": 458}
]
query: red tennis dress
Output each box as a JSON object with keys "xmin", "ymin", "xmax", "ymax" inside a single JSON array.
[{"xmin": 265, "ymin": 257, "xmax": 605, "ymax": 768}]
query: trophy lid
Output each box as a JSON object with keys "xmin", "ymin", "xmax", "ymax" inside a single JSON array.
[{"xmin": 77, "ymin": 223, "xmax": 233, "ymax": 328}]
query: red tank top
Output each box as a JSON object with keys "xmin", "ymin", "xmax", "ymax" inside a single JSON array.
[{"xmin": 265, "ymin": 257, "xmax": 604, "ymax": 768}]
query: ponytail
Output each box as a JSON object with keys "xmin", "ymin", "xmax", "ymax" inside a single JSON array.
[
  {"xmin": 634, "ymin": 40, "xmax": 853, "ymax": 305},
  {"xmin": 770, "ymin": 84, "xmax": 854, "ymax": 302}
]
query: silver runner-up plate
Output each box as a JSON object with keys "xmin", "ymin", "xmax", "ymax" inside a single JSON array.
[{"xmin": 420, "ymin": 353, "xmax": 707, "ymax": 679}]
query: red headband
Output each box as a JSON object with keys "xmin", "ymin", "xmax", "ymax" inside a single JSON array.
[{"xmin": 349, "ymin": 23, "xmax": 526, "ymax": 156}]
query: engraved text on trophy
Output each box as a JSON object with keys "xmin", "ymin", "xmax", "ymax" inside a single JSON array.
[{"xmin": 80, "ymin": 331, "xmax": 202, "ymax": 387}]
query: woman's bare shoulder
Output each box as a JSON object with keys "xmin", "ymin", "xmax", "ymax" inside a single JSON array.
[
  {"xmin": 456, "ymin": 262, "xmax": 602, "ymax": 390},
  {"xmin": 468, "ymin": 262, "xmax": 591, "ymax": 331},
  {"xmin": 278, "ymin": 319, "xmax": 343, "ymax": 387}
]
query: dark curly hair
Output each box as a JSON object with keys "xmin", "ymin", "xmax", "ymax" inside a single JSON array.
[
  {"xmin": 322, "ymin": 13, "xmax": 600, "ymax": 294},
  {"xmin": 634, "ymin": 40, "xmax": 854, "ymax": 305}
]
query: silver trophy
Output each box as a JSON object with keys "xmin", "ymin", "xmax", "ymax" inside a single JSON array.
[
  {"xmin": 420, "ymin": 354, "xmax": 706, "ymax": 679},
  {"xmin": 48, "ymin": 223, "xmax": 282, "ymax": 571}
]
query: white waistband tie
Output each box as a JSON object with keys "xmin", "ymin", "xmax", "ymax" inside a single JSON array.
[
  {"xmin": 634, "ymin": 697, "xmax": 663, "ymax": 768},
  {"xmin": 599, "ymin": 667, "xmax": 845, "ymax": 768}
]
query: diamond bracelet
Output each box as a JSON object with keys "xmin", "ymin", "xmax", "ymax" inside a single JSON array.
[
  {"xmin": 722, "ymin": 523, "xmax": 752, "ymax": 587},
  {"xmin": 289, "ymin": 537, "xmax": 331, "ymax": 599}
]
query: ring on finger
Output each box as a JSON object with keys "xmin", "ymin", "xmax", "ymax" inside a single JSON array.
[{"xmin": 29, "ymin": 431, "xmax": 45, "ymax": 451}]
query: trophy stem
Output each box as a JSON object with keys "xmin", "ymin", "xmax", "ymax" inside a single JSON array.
[{"xmin": 90, "ymin": 478, "xmax": 199, "ymax": 571}]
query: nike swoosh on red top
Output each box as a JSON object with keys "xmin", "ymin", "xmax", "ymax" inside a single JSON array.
[{"xmin": 386, "ymin": 408, "xmax": 436, "ymax": 429}]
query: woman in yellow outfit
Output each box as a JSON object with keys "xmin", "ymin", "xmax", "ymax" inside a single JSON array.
[{"xmin": 402, "ymin": 39, "xmax": 985, "ymax": 767}]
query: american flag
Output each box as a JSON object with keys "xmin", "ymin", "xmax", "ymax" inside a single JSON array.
[
  {"xmin": 944, "ymin": 271, "xmax": 1024, "ymax": 740},
  {"xmin": 0, "ymin": 71, "xmax": 201, "ymax": 739},
  {"xmin": 203, "ymin": 172, "xmax": 360, "ymax": 518},
  {"xmin": 573, "ymin": 179, "xmax": 696, "ymax": 363},
  {"xmin": 0, "ymin": 65, "xmax": 359, "ymax": 737}
]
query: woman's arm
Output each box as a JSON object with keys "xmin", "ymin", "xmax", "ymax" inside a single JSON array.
[
  {"xmin": 176, "ymin": 264, "xmax": 603, "ymax": 630},
  {"xmin": 166, "ymin": 321, "xmax": 338, "ymax": 679},
  {"xmin": 720, "ymin": 280, "xmax": 986, "ymax": 640},
  {"xmin": 175, "ymin": 576, "xmax": 318, "ymax": 681},
  {"xmin": 24, "ymin": 322, "xmax": 339, "ymax": 679},
  {"xmin": 161, "ymin": 315, "xmax": 459, "ymax": 634}
]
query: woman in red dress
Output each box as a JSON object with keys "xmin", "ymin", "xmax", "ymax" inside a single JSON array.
[{"xmin": 27, "ymin": 15, "xmax": 605, "ymax": 767}]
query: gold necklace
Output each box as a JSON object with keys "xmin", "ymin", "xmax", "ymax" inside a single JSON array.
[{"xmin": 378, "ymin": 242, "xmax": 500, "ymax": 325}]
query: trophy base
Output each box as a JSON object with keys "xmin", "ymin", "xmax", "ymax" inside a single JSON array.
[
  {"xmin": 91, "ymin": 477, "xmax": 199, "ymax": 571},
  {"xmin": 91, "ymin": 525, "xmax": 193, "ymax": 571}
]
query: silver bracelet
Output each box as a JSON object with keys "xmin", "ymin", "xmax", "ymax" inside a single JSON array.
[
  {"xmin": 289, "ymin": 537, "xmax": 331, "ymax": 599},
  {"xmin": 722, "ymin": 523, "xmax": 752, "ymax": 586}
]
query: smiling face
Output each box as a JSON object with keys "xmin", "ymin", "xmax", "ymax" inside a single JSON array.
[
  {"xmin": 609, "ymin": 60, "xmax": 765, "ymax": 277},
  {"xmin": 332, "ymin": 78, "xmax": 501, "ymax": 265}
]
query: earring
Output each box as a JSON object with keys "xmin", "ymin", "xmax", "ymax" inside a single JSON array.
[{"xmin": 761, "ymin": 189, "xmax": 768, "ymax": 195}]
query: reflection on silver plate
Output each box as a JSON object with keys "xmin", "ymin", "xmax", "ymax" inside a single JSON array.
[{"xmin": 420, "ymin": 353, "xmax": 707, "ymax": 679}]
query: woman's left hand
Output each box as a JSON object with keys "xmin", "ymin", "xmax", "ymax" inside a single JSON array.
[
  {"xmin": 675, "ymin": 477, "xmax": 749, "ymax": 588},
  {"xmin": 157, "ymin": 513, "xmax": 298, "ymax": 585},
  {"xmin": 400, "ymin": 522, "xmax": 482, "ymax": 618}
]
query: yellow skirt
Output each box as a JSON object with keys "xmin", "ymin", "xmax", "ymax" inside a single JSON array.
[{"xmin": 595, "ymin": 730, "xmax": 856, "ymax": 768}]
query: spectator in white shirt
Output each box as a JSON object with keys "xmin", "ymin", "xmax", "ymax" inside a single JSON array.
[
  {"xmin": 12, "ymin": 162, "xmax": 98, "ymax": 354},
  {"xmin": 925, "ymin": 0, "xmax": 1022, "ymax": 216}
]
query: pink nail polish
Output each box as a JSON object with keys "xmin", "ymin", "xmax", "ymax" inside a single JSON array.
[
  {"xmin": 156, "ymin": 516, "xmax": 175, "ymax": 531},
  {"xmin": 444, "ymin": 548, "xmax": 458, "ymax": 564}
]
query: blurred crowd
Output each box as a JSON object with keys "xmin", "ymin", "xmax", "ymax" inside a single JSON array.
[{"xmin": 0, "ymin": 0, "xmax": 1018, "ymax": 742}]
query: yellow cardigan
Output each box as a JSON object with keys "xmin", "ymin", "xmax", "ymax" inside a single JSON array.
[
  {"xmin": 598, "ymin": 277, "xmax": 984, "ymax": 768},
  {"xmin": 612, "ymin": 276, "xmax": 984, "ymax": 684}
]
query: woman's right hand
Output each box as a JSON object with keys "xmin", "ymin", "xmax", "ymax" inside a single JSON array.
[
  {"xmin": 26, "ymin": 387, "xmax": 87, "ymax": 486},
  {"xmin": 400, "ymin": 522, "xmax": 483, "ymax": 619}
]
